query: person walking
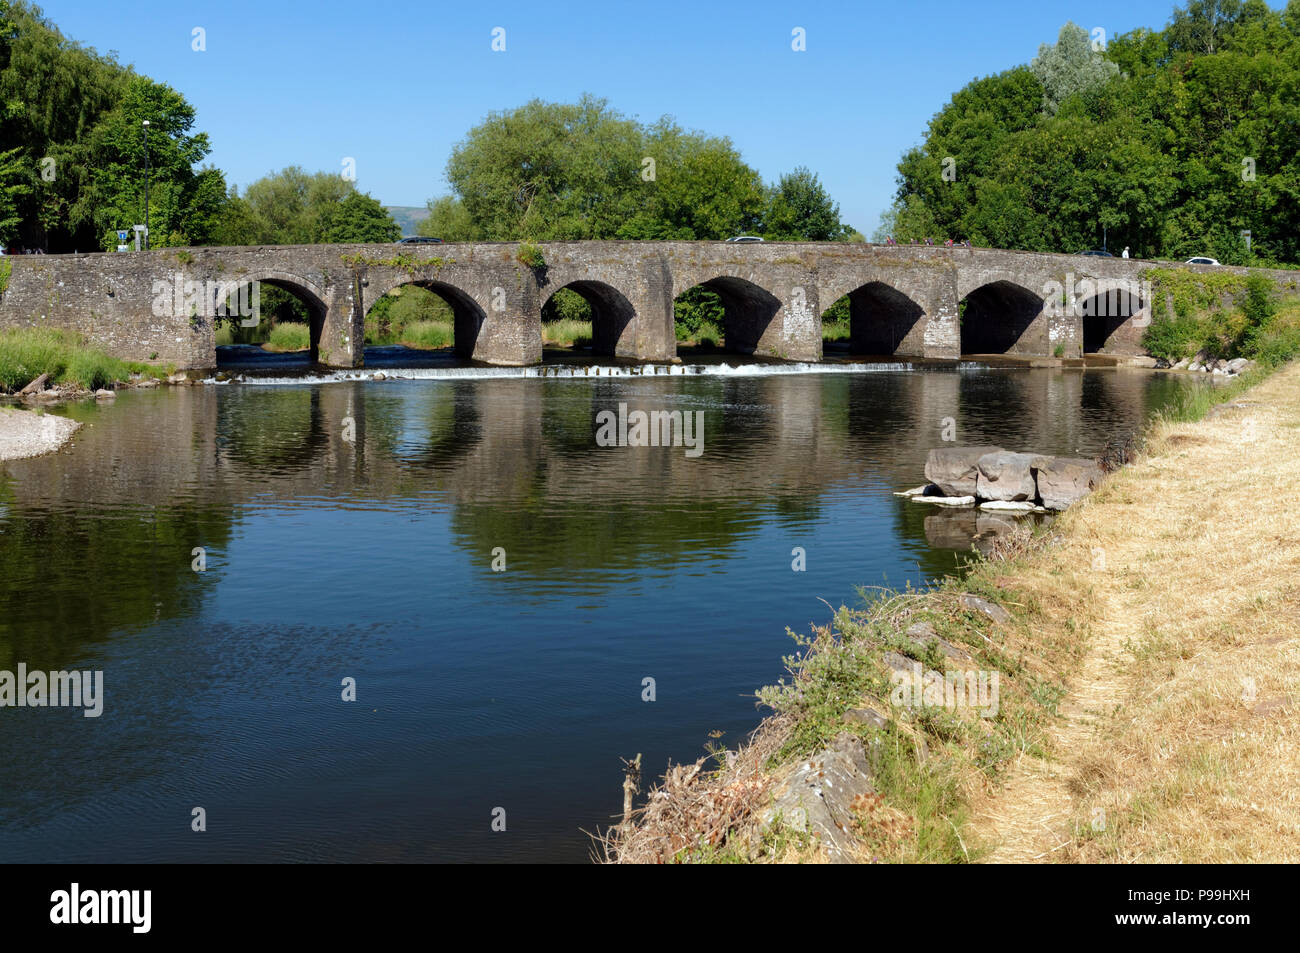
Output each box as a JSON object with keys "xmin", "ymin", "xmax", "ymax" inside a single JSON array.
[{"xmin": 1122, "ymin": 246, "xmax": 1130, "ymax": 259}]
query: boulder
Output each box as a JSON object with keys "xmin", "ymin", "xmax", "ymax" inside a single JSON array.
[
  {"xmin": 960, "ymin": 594, "xmax": 1011, "ymax": 624},
  {"xmin": 975, "ymin": 451, "xmax": 1050, "ymax": 502},
  {"xmin": 904, "ymin": 621, "xmax": 972, "ymax": 662},
  {"xmin": 924, "ymin": 446, "xmax": 1003, "ymax": 497},
  {"xmin": 17, "ymin": 373, "xmax": 49, "ymax": 396},
  {"xmin": 762, "ymin": 733, "xmax": 876, "ymax": 863},
  {"xmin": 1035, "ymin": 456, "xmax": 1104, "ymax": 511}
]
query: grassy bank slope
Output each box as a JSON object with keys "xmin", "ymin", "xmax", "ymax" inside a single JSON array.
[
  {"xmin": 606, "ymin": 363, "xmax": 1300, "ymax": 864},
  {"xmin": 0, "ymin": 328, "xmax": 170, "ymax": 393},
  {"xmin": 976, "ymin": 363, "xmax": 1300, "ymax": 862}
]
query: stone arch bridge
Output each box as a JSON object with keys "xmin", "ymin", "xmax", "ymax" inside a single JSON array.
[{"xmin": 0, "ymin": 240, "xmax": 1266, "ymax": 369}]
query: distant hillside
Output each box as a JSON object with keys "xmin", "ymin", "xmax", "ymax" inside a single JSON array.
[{"xmin": 385, "ymin": 206, "xmax": 430, "ymax": 238}]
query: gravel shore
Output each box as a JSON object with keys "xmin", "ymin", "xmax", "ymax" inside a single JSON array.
[{"xmin": 0, "ymin": 406, "xmax": 81, "ymax": 461}]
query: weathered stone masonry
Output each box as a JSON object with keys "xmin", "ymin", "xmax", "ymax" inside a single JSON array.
[{"xmin": 0, "ymin": 241, "xmax": 1291, "ymax": 369}]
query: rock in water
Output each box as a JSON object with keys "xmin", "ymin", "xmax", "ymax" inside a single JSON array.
[
  {"xmin": 975, "ymin": 451, "xmax": 1050, "ymax": 501},
  {"xmin": 1036, "ymin": 456, "xmax": 1104, "ymax": 510},
  {"xmin": 924, "ymin": 446, "xmax": 1003, "ymax": 496}
]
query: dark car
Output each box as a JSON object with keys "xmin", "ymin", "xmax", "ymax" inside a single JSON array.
[
  {"xmin": 1077, "ymin": 249, "xmax": 1114, "ymax": 257},
  {"xmin": 396, "ymin": 236, "xmax": 443, "ymax": 244}
]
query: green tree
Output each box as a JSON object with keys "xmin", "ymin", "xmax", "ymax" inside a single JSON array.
[
  {"xmin": 418, "ymin": 195, "xmax": 481, "ymax": 241},
  {"xmin": 0, "ymin": 145, "xmax": 27, "ymax": 243},
  {"xmin": 215, "ymin": 167, "xmax": 394, "ymax": 246},
  {"xmin": 1030, "ymin": 22, "xmax": 1120, "ymax": 114},
  {"xmin": 762, "ymin": 166, "xmax": 845, "ymax": 241},
  {"xmin": 884, "ymin": 1, "xmax": 1300, "ymax": 264},
  {"xmin": 318, "ymin": 190, "xmax": 399, "ymax": 243}
]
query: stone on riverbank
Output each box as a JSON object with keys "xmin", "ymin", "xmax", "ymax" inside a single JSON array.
[
  {"xmin": 975, "ymin": 451, "xmax": 1048, "ymax": 502},
  {"xmin": 924, "ymin": 446, "xmax": 1003, "ymax": 497},
  {"xmin": 1036, "ymin": 456, "xmax": 1104, "ymax": 511},
  {"xmin": 762, "ymin": 733, "xmax": 876, "ymax": 863}
]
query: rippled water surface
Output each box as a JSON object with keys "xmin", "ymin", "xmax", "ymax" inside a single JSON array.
[{"xmin": 0, "ymin": 364, "xmax": 1201, "ymax": 862}]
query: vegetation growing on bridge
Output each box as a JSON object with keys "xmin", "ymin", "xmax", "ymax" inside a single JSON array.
[
  {"xmin": 339, "ymin": 251, "xmax": 454, "ymax": 275},
  {"xmin": 1140, "ymin": 266, "xmax": 1300, "ymax": 364}
]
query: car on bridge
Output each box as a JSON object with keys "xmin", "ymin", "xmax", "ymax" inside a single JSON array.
[
  {"xmin": 1077, "ymin": 249, "xmax": 1114, "ymax": 257},
  {"xmin": 725, "ymin": 236, "xmax": 764, "ymax": 243},
  {"xmin": 397, "ymin": 236, "xmax": 443, "ymax": 244},
  {"xmin": 1185, "ymin": 256, "xmax": 1221, "ymax": 266}
]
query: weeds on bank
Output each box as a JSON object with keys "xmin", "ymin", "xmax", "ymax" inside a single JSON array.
[{"xmin": 0, "ymin": 327, "xmax": 169, "ymax": 392}]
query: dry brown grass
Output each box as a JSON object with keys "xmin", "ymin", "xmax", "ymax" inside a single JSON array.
[{"xmin": 973, "ymin": 362, "xmax": 1300, "ymax": 862}]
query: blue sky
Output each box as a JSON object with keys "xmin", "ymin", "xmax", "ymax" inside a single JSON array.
[{"xmin": 39, "ymin": 0, "xmax": 1272, "ymax": 234}]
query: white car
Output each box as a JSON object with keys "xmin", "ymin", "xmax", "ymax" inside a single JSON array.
[
  {"xmin": 1186, "ymin": 257, "xmax": 1220, "ymax": 266},
  {"xmin": 725, "ymin": 236, "xmax": 764, "ymax": 243}
]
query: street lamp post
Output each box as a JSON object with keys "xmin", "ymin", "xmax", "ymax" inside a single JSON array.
[{"xmin": 141, "ymin": 120, "xmax": 150, "ymax": 250}]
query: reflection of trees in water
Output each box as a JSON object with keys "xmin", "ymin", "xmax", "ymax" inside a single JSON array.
[
  {"xmin": 0, "ymin": 475, "xmax": 235, "ymax": 670},
  {"xmin": 394, "ymin": 381, "xmax": 483, "ymax": 471},
  {"xmin": 446, "ymin": 489, "xmax": 820, "ymax": 577},
  {"xmin": 216, "ymin": 387, "xmax": 332, "ymax": 473}
]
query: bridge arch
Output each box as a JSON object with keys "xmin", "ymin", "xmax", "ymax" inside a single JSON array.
[
  {"xmin": 236, "ymin": 271, "xmax": 329, "ymax": 360},
  {"xmin": 363, "ymin": 279, "xmax": 486, "ymax": 358},
  {"xmin": 541, "ymin": 280, "xmax": 636, "ymax": 357},
  {"xmin": 675, "ymin": 275, "xmax": 782, "ymax": 356},
  {"xmin": 820, "ymin": 281, "xmax": 925, "ymax": 356},
  {"xmin": 1079, "ymin": 280, "xmax": 1148, "ymax": 354},
  {"xmin": 959, "ymin": 280, "xmax": 1047, "ymax": 356}
]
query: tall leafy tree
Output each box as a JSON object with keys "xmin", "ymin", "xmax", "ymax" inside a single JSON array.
[
  {"xmin": 214, "ymin": 167, "xmax": 394, "ymax": 245},
  {"xmin": 763, "ymin": 166, "xmax": 846, "ymax": 240},
  {"xmin": 1030, "ymin": 22, "xmax": 1121, "ymax": 115},
  {"xmin": 318, "ymin": 190, "xmax": 400, "ymax": 243},
  {"xmin": 884, "ymin": 0, "xmax": 1300, "ymax": 265}
]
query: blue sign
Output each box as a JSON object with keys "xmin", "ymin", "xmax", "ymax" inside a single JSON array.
[{"xmin": 117, "ymin": 230, "xmax": 129, "ymax": 241}]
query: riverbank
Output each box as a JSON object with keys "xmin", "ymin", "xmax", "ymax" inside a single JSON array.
[
  {"xmin": 604, "ymin": 360, "xmax": 1300, "ymax": 863},
  {"xmin": 0, "ymin": 327, "xmax": 172, "ymax": 395}
]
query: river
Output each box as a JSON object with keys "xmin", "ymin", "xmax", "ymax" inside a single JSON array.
[{"xmin": 0, "ymin": 358, "xmax": 1203, "ymax": 862}]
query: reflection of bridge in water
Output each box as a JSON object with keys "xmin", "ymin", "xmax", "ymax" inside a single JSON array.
[{"xmin": 0, "ymin": 368, "xmax": 1173, "ymax": 668}]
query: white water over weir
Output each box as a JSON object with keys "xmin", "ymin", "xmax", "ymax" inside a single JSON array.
[{"xmin": 209, "ymin": 361, "xmax": 992, "ymax": 387}]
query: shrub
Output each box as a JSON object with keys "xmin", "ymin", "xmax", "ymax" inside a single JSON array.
[
  {"xmin": 1242, "ymin": 273, "xmax": 1276, "ymax": 327},
  {"xmin": 1142, "ymin": 313, "xmax": 1202, "ymax": 363},
  {"xmin": 516, "ymin": 243, "xmax": 546, "ymax": 269},
  {"xmin": 266, "ymin": 322, "xmax": 311, "ymax": 351},
  {"xmin": 398, "ymin": 320, "xmax": 454, "ymax": 349}
]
